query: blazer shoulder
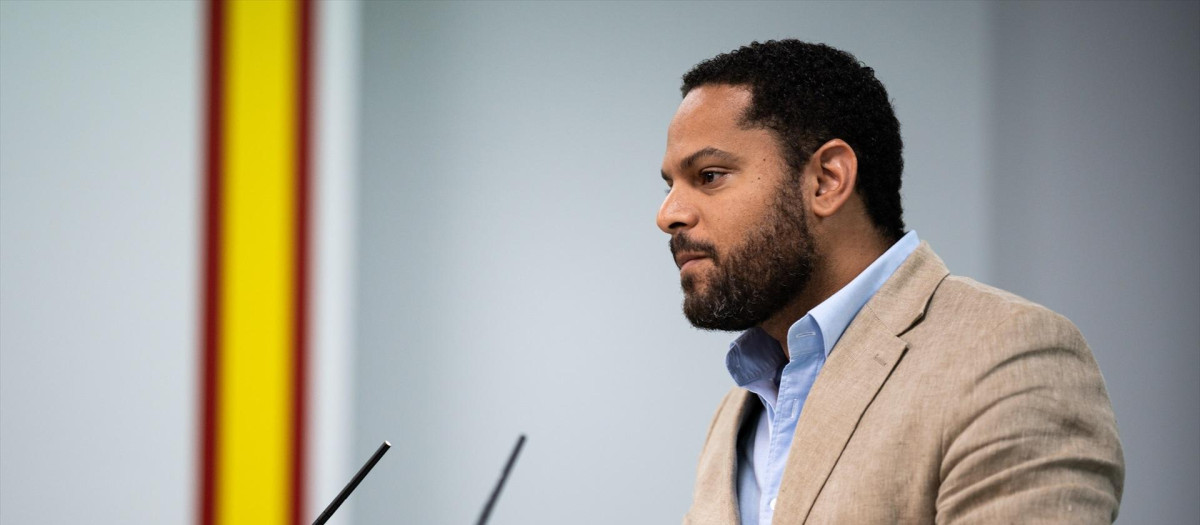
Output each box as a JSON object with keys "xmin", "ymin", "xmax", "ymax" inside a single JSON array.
[
  {"xmin": 934, "ymin": 275, "xmax": 1057, "ymax": 316},
  {"xmin": 924, "ymin": 275, "xmax": 1085, "ymax": 346},
  {"xmin": 922, "ymin": 278, "xmax": 1124, "ymax": 522}
]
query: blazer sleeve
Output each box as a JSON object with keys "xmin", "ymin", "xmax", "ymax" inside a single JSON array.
[{"xmin": 935, "ymin": 306, "xmax": 1124, "ymax": 524}]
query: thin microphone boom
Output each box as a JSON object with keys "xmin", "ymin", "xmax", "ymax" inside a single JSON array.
[
  {"xmin": 476, "ymin": 434, "xmax": 527, "ymax": 525},
  {"xmin": 309, "ymin": 434, "xmax": 526, "ymax": 525},
  {"xmin": 313, "ymin": 440, "xmax": 391, "ymax": 525}
]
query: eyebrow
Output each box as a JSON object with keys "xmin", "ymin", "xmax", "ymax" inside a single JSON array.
[
  {"xmin": 682, "ymin": 147, "xmax": 740, "ymax": 169},
  {"xmin": 662, "ymin": 147, "xmax": 741, "ymax": 183}
]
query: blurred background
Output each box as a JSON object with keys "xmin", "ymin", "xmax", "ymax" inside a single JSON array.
[{"xmin": 1, "ymin": 1, "xmax": 1196, "ymax": 523}]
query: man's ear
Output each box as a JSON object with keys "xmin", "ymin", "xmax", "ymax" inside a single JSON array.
[{"xmin": 808, "ymin": 138, "xmax": 858, "ymax": 219}]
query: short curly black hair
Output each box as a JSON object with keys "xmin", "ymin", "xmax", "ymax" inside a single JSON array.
[{"xmin": 681, "ymin": 40, "xmax": 905, "ymax": 242}]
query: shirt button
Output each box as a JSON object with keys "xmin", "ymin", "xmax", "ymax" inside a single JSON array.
[{"xmin": 770, "ymin": 497, "xmax": 777, "ymax": 510}]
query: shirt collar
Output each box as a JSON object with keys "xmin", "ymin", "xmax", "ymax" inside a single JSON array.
[
  {"xmin": 806, "ymin": 230, "xmax": 920, "ymax": 357},
  {"xmin": 726, "ymin": 327, "xmax": 786, "ymax": 387},
  {"xmin": 725, "ymin": 230, "xmax": 921, "ymax": 384}
]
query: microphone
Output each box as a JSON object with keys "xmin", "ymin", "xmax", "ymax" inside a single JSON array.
[
  {"xmin": 476, "ymin": 434, "xmax": 527, "ymax": 525},
  {"xmin": 312, "ymin": 441, "xmax": 391, "ymax": 525},
  {"xmin": 310, "ymin": 434, "xmax": 527, "ymax": 525}
]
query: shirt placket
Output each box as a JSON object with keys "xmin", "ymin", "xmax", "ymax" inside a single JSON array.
[{"xmin": 759, "ymin": 323, "xmax": 825, "ymax": 523}]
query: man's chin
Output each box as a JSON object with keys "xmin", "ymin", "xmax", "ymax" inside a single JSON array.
[
  {"xmin": 683, "ymin": 306, "xmax": 755, "ymax": 332},
  {"xmin": 682, "ymin": 293, "xmax": 744, "ymax": 332},
  {"xmin": 680, "ymin": 272, "xmax": 711, "ymax": 296}
]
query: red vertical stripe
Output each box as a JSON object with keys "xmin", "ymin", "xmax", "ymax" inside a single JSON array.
[
  {"xmin": 291, "ymin": 0, "xmax": 314, "ymax": 524},
  {"xmin": 198, "ymin": 0, "xmax": 224, "ymax": 524}
]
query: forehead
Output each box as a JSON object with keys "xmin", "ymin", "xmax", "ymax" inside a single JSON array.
[
  {"xmin": 669, "ymin": 84, "xmax": 751, "ymax": 140},
  {"xmin": 664, "ymin": 84, "xmax": 773, "ymax": 166}
]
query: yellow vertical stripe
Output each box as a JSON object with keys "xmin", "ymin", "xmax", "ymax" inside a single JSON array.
[{"xmin": 218, "ymin": 1, "xmax": 298, "ymax": 524}]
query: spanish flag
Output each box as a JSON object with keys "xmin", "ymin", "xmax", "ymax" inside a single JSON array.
[{"xmin": 199, "ymin": 1, "xmax": 313, "ymax": 523}]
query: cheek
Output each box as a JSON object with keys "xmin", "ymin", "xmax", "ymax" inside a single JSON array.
[{"xmin": 710, "ymin": 194, "xmax": 774, "ymax": 235}]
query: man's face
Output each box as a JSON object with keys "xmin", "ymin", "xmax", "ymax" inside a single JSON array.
[{"xmin": 658, "ymin": 84, "xmax": 817, "ymax": 331}]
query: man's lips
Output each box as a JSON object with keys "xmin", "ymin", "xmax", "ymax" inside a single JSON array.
[{"xmin": 675, "ymin": 252, "xmax": 711, "ymax": 270}]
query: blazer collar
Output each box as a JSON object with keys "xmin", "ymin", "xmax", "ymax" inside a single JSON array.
[
  {"xmin": 868, "ymin": 241, "xmax": 951, "ymax": 337},
  {"xmin": 771, "ymin": 241, "xmax": 950, "ymax": 524}
]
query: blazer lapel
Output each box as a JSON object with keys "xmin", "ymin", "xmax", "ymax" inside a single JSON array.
[
  {"xmin": 686, "ymin": 388, "xmax": 753, "ymax": 524},
  {"xmin": 772, "ymin": 243, "xmax": 950, "ymax": 524}
]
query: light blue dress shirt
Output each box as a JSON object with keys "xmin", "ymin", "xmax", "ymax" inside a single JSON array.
[{"xmin": 726, "ymin": 231, "xmax": 920, "ymax": 525}]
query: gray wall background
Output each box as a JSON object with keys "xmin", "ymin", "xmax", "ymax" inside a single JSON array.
[
  {"xmin": 0, "ymin": 1, "xmax": 198, "ymax": 523},
  {"xmin": 989, "ymin": 2, "xmax": 1200, "ymax": 521},
  {"xmin": 356, "ymin": 1, "xmax": 1197, "ymax": 524}
]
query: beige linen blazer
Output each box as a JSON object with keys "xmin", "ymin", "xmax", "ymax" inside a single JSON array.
[{"xmin": 684, "ymin": 243, "xmax": 1124, "ymax": 524}]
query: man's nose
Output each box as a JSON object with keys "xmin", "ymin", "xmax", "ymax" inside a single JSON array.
[{"xmin": 657, "ymin": 188, "xmax": 697, "ymax": 234}]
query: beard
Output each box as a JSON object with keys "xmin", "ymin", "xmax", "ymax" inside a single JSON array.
[{"xmin": 671, "ymin": 179, "xmax": 817, "ymax": 331}]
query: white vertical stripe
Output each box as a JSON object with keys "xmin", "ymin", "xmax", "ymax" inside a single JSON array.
[{"xmin": 310, "ymin": 0, "xmax": 360, "ymax": 522}]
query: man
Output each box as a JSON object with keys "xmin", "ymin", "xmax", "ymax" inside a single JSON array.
[{"xmin": 658, "ymin": 40, "xmax": 1124, "ymax": 524}]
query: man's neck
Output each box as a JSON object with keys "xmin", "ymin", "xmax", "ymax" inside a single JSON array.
[{"xmin": 759, "ymin": 233, "xmax": 892, "ymax": 354}]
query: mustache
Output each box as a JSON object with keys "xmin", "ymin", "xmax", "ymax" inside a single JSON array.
[{"xmin": 669, "ymin": 233, "xmax": 719, "ymax": 264}]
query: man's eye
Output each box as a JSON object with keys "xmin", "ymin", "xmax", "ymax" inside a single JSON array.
[{"xmin": 699, "ymin": 171, "xmax": 726, "ymax": 185}]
